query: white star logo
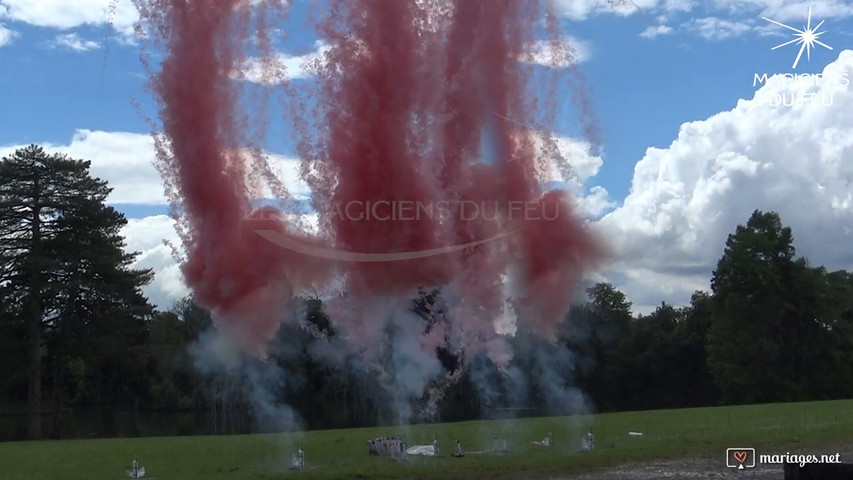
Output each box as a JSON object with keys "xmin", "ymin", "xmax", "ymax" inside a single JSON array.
[{"xmin": 762, "ymin": 7, "xmax": 833, "ymax": 69}]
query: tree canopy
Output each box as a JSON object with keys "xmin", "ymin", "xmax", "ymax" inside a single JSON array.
[
  {"xmin": 707, "ymin": 210, "xmax": 853, "ymax": 404},
  {"xmin": 0, "ymin": 145, "xmax": 155, "ymax": 439}
]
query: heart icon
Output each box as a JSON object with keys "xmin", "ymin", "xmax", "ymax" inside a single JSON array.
[{"xmin": 734, "ymin": 451, "xmax": 748, "ymax": 464}]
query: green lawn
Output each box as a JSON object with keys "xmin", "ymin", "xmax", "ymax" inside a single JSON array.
[{"xmin": 1, "ymin": 399, "xmax": 851, "ymax": 480}]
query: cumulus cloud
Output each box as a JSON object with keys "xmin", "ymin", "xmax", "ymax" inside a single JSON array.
[
  {"xmin": 640, "ymin": 24, "xmax": 673, "ymax": 38},
  {"xmin": 552, "ymin": 0, "xmax": 658, "ymax": 21},
  {"xmin": 0, "ymin": 0, "xmax": 289, "ymax": 43},
  {"xmin": 0, "ymin": 23, "xmax": 16, "ymax": 46},
  {"xmin": 520, "ymin": 36, "xmax": 592, "ymax": 68},
  {"xmin": 552, "ymin": 0, "xmax": 853, "ymax": 21},
  {"xmin": 0, "ymin": 130, "xmax": 310, "ymax": 204},
  {"xmin": 0, "ymin": 130, "xmax": 315, "ymax": 311},
  {"xmin": 0, "ymin": 0, "xmax": 138, "ymax": 32},
  {"xmin": 121, "ymin": 215, "xmax": 188, "ymax": 311},
  {"xmin": 232, "ymin": 40, "xmax": 330, "ymax": 84},
  {"xmin": 593, "ymin": 50, "xmax": 853, "ymax": 314},
  {"xmin": 238, "ymin": 33, "xmax": 589, "ymax": 80},
  {"xmin": 714, "ymin": 0, "xmax": 853, "ymax": 23},
  {"xmin": 51, "ymin": 32, "xmax": 99, "ymax": 52},
  {"xmin": 547, "ymin": 136, "xmax": 617, "ymax": 218},
  {"xmin": 685, "ymin": 17, "xmax": 753, "ymax": 40},
  {"xmin": 549, "ymin": 0, "xmax": 853, "ymax": 45},
  {"xmin": 662, "ymin": 0, "xmax": 693, "ymax": 12},
  {"xmin": 0, "ymin": 130, "xmax": 162, "ymax": 204}
]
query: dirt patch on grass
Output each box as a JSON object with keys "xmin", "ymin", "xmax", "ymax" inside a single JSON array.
[
  {"xmin": 556, "ymin": 444, "xmax": 853, "ymax": 480},
  {"xmin": 562, "ymin": 457, "xmax": 780, "ymax": 479}
]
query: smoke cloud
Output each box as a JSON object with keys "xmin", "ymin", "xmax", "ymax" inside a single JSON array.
[{"xmin": 130, "ymin": 0, "xmax": 605, "ymax": 424}]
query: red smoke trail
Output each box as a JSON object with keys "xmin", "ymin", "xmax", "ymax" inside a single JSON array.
[
  {"xmin": 136, "ymin": 0, "xmax": 604, "ymax": 363},
  {"xmin": 314, "ymin": 0, "xmax": 455, "ymax": 294},
  {"xmin": 135, "ymin": 0, "xmax": 333, "ymax": 356}
]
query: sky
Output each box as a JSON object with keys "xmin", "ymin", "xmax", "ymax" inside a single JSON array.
[{"xmin": 1, "ymin": 0, "xmax": 852, "ymax": 315}]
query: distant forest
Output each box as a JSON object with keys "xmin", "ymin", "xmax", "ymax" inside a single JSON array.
[{"xmin": 2, "ymin": 145, "xmax": 852, "ymax": 441}]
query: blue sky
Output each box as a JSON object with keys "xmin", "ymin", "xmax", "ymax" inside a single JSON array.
[{"xmin": 1, "ymin": 0, "xmax": 852, "ymax": 313}]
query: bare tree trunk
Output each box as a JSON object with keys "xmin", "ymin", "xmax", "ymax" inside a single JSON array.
[
  {"xmin": 51, "ymin": 283, "xmax": 79, "ymax": 439},
  {"xmin": 50, "ymin": 361, "xmax": 64, "ymax": 439},
  {"xmin": 27, "ymin": 298, "xmax": 42, "ymax": 440}
]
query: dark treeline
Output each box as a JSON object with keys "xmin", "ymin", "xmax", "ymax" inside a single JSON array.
[{"xmin": 2, "ymin": 146, "xmax": 852, "ymax": 441}]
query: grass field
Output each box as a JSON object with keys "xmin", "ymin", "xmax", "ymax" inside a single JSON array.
[{"xmin": 1, "ymin": 399, "xmax": 851, "ymax": 480}]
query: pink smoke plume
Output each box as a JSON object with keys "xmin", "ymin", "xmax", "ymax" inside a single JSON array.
[{"xmin": 132, "ymin": 0, "xmax": 604, "ymax": 366}]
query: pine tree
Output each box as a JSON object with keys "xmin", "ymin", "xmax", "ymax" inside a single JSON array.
[{"xmin": 0, "ymin": 145, "xmax": 154, "ymax": 438}]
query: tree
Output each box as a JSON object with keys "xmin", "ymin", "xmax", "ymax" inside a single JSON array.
[
  {"xmin": 562, "ymin": 282, "xmax": 633, "ymax": 411},
  {"xmin": 705, "ymin": 210, "xmax": 853, "ymax": 404},
  {"xmin": 616, "ymin": 302, "xmax": 682, "ymax": 410},
  {"xmin": 573, "ymin": 283, "xmax": 633, "ymax": 354},
  {"xmin": 147, "ymin": 297, "xmax": 212, "ymax": 411},
  {"xmin": 0, "ymin": 145, "xmax": 154, "ymax": 438},
  {"xmin": 821, "ymin": 270, "xmax": 853, "ymax": 397},
  {"xmin": 673, "ymin": 291, "xmax": 719, "ymax": 406},
  {"xmin": 707, "ymin": 210, "xmax": 796, "ymax": 403},
  {"xmin": 777, "ymin": 263, "xmax": 853, "ymax": 399},
  {"xmin": 48, "ymin": 194, "xmax": 155, "ymax": 436}
]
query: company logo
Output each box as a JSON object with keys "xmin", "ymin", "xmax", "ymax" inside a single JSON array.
[
  {"xmin": 253, "ymin": 199, "xmax": 566, "ymax": 262},
  {"xmin": 762, "ymin": 7, "xmax": 833, "ymax": 69},
  {"xmin": 255, "ymin": 227, "xmax": 521, "ymax": 262},
  {"xmin": 751, "ymin": 72, "xmax": 849, "ymax": 107},
  {"xmin": 727, "ymin": 448, "xmax": 756, "ymax": 469}
]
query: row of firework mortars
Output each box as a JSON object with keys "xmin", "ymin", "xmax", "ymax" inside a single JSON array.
[{"xmin": 288, "ymin": 430, "xmax": 597, "ymax": 470}]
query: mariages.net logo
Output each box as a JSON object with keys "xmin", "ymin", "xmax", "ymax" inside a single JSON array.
[
  {"xmin": 726, "ymin": 447, "xmax": 843, "ymax": 470},
  {"xmin": 726, "ymin": 448, "xmax": 756, "ymax": 469},
  {"xmin": 753, "ymin": 6, "xmax": 848, "ymax": 107}
]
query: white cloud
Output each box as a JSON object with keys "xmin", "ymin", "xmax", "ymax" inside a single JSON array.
[
  {"xmin": 549, "ymin": 0, "xmax": 853, "ymax": 43},
  {"xmin": 685, "ymin": 17, "xmax": 753, "ymax": 40},
  {"xmin": 576, "ymin": 185, "xmax": 616, "ymax": 219},
  {"xmin": 234, "ymin": 41, "xmax": 330, "ymax": 84},
  {"xmin": 552, "ymin": 0, "xmax": 853, "ymax": 22},
  {"xmin": 754, "ymin": 22, "xmax": 788, "ymax": 38},
  {"xmin": 663, "ymin": 0, "xmax": 694, "ymax": 12},
  {"xmin": 0, "ymin": 0, "xmax": 294, "ymax": 45},
  {"xmin": 0, "ymin": 130, "xmax": 163, "ymax": 204},
  {"xmin": 0, "ymin": 0, "xmax": 138, "ymax": 31},
  {"xmin": 0, "ymin": 23, "xmax": 15, "ymax": 46},
  {"xmin": 713, "ymin": 0, "xmax": 853, "ymax": 22},
  {"xmin": 0, "ymin": 130, "xmax": 311, "ymax": 204},
  {"xmin": 553, "ymin": 0, "xmax": 659, "ymax": 21},
  {"xmin": 553, "ymin": 137, "xmax": 604, "ymax": 184},
  {"xmin": 241, "ymin": 34, "xmax": 591, "ymax": 81},
  {"xmin": 0, "ymin": 130, "xmax": 314, "ymax": 310},
  {"xmin": 528, "ymin": 131, "xmax": 616, "ymax": 218},
  {"xmin": 120, "ymin": 208, "xmax": 318, "ymax": 312},
  {"xmin": 551, "ymin": 0, "xmax": 602, "ymax": 21},
  {"xmin": 592, "ymin": 49, "xmax": 853, "ymax": 314},
  {"xmin": 52, "ymin": 32, "xmax": 99, "ymax": 51},
  {"xmin": 640, "ymin": 24, "xmax": 673, "ymax": 38},
  {"xmin": 119, "ymin": 210, "xmax": 322, "ymax": 312},
  {"xmin": 520, "ymin": 37, "xmax": 592, "ymax": 68},
  {"xmin": 121, "ymin": 215, "xmax": 188, "ymax": 310},
  {"xmin": 551, "ymin": 137, "xmax": 617, "ymax": 218}
]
